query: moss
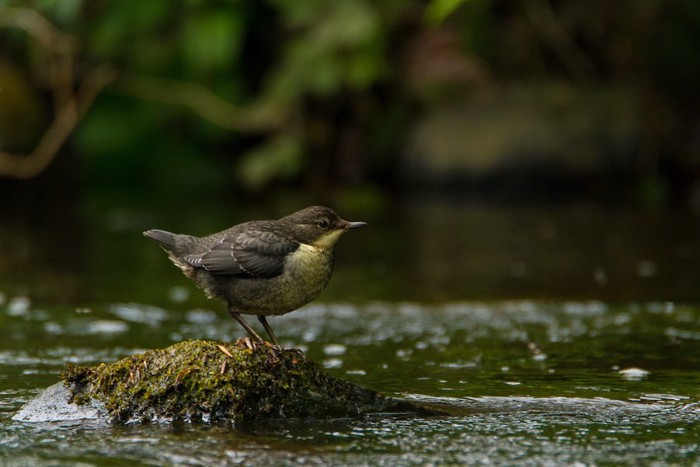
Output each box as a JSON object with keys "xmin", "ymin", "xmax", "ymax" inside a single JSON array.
[{"xmin": 62, "ymin": 339, "xmax": 424, "ymax": 424}]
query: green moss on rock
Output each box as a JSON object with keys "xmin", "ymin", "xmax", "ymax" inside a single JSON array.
[{"xmin": 62, "ymin": 339, "xmax": 423, "ymax": 424}]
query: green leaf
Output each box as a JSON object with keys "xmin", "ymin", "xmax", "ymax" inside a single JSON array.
[
  {"xmin": 236, "ymin": 134, "xmax": 304, "ymax": 190},
  {"xmin": 182, "ymin": 9, "xmax": 246, "ymax": 76},
  {"xmin": 425, "ymin": 0, "xmax": 469, "ymax": 27}
]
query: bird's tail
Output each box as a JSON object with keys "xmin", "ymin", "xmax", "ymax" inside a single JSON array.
[
  {"xmin": 143, "ymin": 229, "xmax": 178, "ymax": 250},
  {"xmin": 144, "ymin": 229, "xmax": 199, "ymax": 276}
]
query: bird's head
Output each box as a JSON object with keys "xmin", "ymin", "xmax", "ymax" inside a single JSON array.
[{"xmin": 280, "ymin": 206, "xmax": 367, "ymax": 250}]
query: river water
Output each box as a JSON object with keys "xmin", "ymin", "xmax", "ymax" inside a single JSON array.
[{"xmin": 2, "ymin": 192, "xmax": 700, "ymax": 465}]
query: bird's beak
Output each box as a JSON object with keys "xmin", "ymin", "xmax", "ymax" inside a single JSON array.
[{"xmin": 343, "ymin": 221, "xmax": 368, "ymax": 230}]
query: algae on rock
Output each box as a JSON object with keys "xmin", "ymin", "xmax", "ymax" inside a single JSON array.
[{"xmin": 62, "ymin": 339, "xmax": 419, "ymax": 424}]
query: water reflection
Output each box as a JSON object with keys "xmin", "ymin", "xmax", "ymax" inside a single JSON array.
[
  {"xmin": 3, "ymin": 193, "xmax": 700, "ymax": 303},
  {"xmin": 397, "ymin": 198, "xmax": 700, "ymax": 301}
]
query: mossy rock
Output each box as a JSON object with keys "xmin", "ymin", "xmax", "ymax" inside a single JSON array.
[{"xmin": 61, "ymin": 339, "xmax": 425, "ymax": 424}]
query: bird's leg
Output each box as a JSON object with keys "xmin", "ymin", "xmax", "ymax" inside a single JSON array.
[
  {"xmin": 227, "ymin": 307, "xmax": 264, "ymax": 343},
  {"xmin": 257, "ymin": 315, "xmax": 280, "ymax": 347}
]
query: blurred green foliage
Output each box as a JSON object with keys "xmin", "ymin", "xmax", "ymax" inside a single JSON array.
[
  {"xmin": 0, "ymin": 0, "xmax": 699, "ymax": 199},
  {"xmin": 0, "ymin": 0, "xmax": 407, "ymax": 190}
]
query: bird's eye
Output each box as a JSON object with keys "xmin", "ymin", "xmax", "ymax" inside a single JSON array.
[{"xmin": 318, "ymin": 219, "xmax": 330, "ymax": 229}]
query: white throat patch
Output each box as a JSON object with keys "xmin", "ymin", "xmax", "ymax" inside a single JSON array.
[{"xmin": 310, "ymin": 229, "xmax": 345, "ymax": 251}]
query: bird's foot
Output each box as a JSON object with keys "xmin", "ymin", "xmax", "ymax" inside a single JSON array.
[
  {"xmin": 234, "ymin": 336, "xmax": 282, "ymax": 353},
  {"xmin": 263, "ymin": 340, "xmax": 283, "ymax": 352}
]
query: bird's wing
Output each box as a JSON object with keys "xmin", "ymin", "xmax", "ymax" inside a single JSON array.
[{"xmin": 184, "ymin": 228, "xmax": 298, "ymax": 278}]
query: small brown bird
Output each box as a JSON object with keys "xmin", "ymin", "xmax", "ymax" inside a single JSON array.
[{"xmin": 144, "ymin": 206, "xmax": 366, "ymax": 345}]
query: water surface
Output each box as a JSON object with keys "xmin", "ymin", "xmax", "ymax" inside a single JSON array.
[
  {"xmin": 2, "ymin": 195, "xmax": 700, "ymax": 464},
  {"xmin": 2, "ymin": 300, "xmax": 700, "ymax": 465}
]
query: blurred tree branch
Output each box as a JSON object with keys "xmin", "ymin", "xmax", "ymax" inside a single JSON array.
[
  {"xmin": 525, "ymin": 0, "xmax": 596, "ymax": 81},
  {"xmin": 0, "ymin": 7, "xmax": 115, "ymax": 178},
  {"xmin": 0, "ymin": 6, "xmax": 284, "ymax": 179},
  {"xmin": 114, "ymin": 75, "xmax": 285, "ymax": 134}
]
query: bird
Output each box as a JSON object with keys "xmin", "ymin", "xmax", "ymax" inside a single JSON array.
[{"xmin": 143, "ymin": 206, "xmax": 367, "ymax": 346}]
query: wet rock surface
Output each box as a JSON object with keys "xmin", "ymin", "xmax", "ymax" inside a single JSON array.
[{"xmin": 15, "ymin": 339, "xmax": 428, "ymax": 424}]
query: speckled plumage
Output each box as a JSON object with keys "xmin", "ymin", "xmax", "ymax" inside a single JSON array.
[{"xmin": 144, "ymin": 206, "xmax": 366, "ymax": 344}]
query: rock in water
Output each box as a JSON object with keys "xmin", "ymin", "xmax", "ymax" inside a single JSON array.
[
  {"xmin": 13, "ymin": 381, "xmax": 106, "ymax": 423},
  {"xmin": 16, "ymin": 339, "xmax": 427, "ymax": 424}
]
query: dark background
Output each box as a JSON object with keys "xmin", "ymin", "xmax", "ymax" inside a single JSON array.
[{"xmin": 1, "ymin": 0, "xmax": 699, "ymax": 304}]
